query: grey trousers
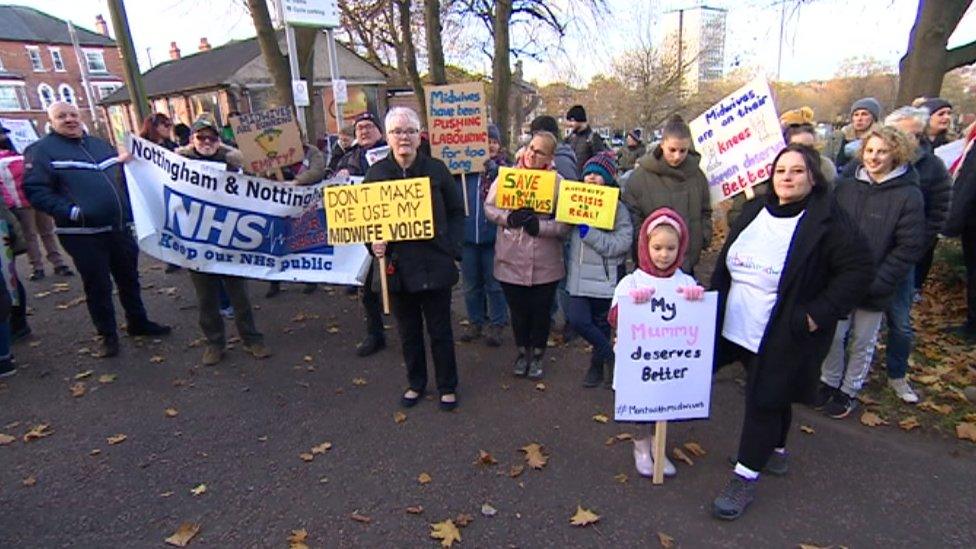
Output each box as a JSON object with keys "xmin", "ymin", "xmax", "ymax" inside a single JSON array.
[
  {"xmin": 820, "ymin": 308, "xmax": 883, "ymax": 398},
  {"xmin": 188, "ymin": 271, "xmax": 263, "ymax": 347}
]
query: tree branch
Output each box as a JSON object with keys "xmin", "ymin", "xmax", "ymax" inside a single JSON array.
[{"xmin": 946, "ymin": 40, "xmax": 976, "ymax": 71}]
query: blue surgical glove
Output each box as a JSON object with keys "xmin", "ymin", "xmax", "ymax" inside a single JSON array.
[{"xmin": 578, "ymin": 224, "xmax": 590, "ymax": 238}]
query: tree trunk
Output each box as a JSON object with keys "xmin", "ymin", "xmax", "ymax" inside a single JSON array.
[
  {"xmin": 246, "ymin": 0, "xmax": 293, "ymax": 108},
  {"xmin": 397, "ymin": 0, "xmax": 427, "ymax": 127},
  {"xmin": 492, "ymin": 0, "xmax": 512, "ymax": 148},
  {"xmin": 424, "ymin": 0, "xmax": 447, "ymax": 85},
  {"xmin": 896, "ymin": 0, "xmax": 973, "ymax": 105},
  {"xmin": 295, "ymin": 27, "xmax": 318, "ymax": 137}
]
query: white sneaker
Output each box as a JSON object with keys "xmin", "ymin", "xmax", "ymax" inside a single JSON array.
[
  {"xmin": 633, "ymin": 437, "xmax": 677, "ymax": 477},
  {"xmin": 889, "ymin": 377, "xmax": 919, "ymax": 404}
]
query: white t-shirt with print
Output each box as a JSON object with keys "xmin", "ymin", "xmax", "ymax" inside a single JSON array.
[{"xmin": 722, "ymin": 207, "xmax": 804, "ymax": 353}]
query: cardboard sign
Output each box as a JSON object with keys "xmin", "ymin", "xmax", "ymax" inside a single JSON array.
[
  {"xmin": 689, "ymin": 77, "xmax": 785, "ymax": 206},
  {"xmin": 426, "ymin": 82, "xmax": 489, "ymax": 174},
  {"xmin": 0, "ymin": 118, "xmax": 39, "ymax": 153},
  {"xmin": 324, "ymin": 178, "xmax": 434, "ymax": 244},
  {"xmin": 494, "ymin": 167, "xmax": 556, "ymax": 214},
  {"xmin": 555, "ymin": 181, "xmax": 619, "ymax": 229},
  {"xmin": 230, "ymin": 107, "xmax": 305, "ymax": 176},
  {"xmin": 613, "ymin": 284, "xmax": 717, "ymax": 422}
]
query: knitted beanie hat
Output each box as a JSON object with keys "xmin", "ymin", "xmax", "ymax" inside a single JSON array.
[
  {"xmin": 850, "ymin": 97, "xmax": 882, "ymax": 122},
  {"xmin": 566, "ymin": 105, "xmax": 587, "ymax": 122},
  {"xmin": 921, "ymin": 97, "xmax": 952, "ymax": 116},
  {"xmin": 582, "ymin": 151, "xmax": 618, "ymax": 185}
]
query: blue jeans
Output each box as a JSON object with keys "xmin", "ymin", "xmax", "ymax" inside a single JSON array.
[
  {"xmin": 461, "ymin": 243, "xmax": 507, "ymax": 327},
  {"xmin": 565, "ymin": 296, "xmax": 613, "ymax": 363},
  {"xmin": 884, "ymin": 271, "xmax": 914, "ymax": 379}
]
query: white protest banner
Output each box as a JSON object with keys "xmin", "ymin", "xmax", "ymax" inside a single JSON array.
[
  {"xmin": 613, "ymin": 287, "xmax": 717, "ymax": 422},
  {"xmin": 689, "ymin": 78, "xmax": 785, "ymax": 206},
  {"xmin": 0, "ymin": 118, "xmax": 39, "ymax": 153},
  {"xmin": 124, "ymin": 135, "xmax": 369, "ymax": 284}
]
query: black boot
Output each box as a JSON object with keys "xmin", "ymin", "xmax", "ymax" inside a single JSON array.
[
  {"xmin": 583, "ymin": 355, "xmax": 603, "ymax": 388},
  {"xmin": 265, "ymin": 281, "xmax": 281, "ymax": 298},
  {"xmin": 94, "ymin": 334, "xmax": 120, "ymax": 358},
  {"xmin": 603, "ymin": 356, "xmax": 615, "ymax": 389},
  {"xmin": 127, "ymin": 319, "xmax": 171, "ymax": 336},
  {"xmin": 528, "ymin": 348, "xmax": 545, "ymax": 380},
  {"xmin": 355, "ymin": 333, "xmax": 385, "ymax": 357},
  {"xmin": 512, "ymin": 347, "xmax": 529, "ymax": 377}
]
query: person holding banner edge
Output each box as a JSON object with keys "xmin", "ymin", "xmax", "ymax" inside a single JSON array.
[
  {"xmin": 710, "ymin": 143, "xmax": 872, "ymax": 520},
  {"xmin": 176, "ymin": 115, "xmax": 270, "ymax": 365},
  {"xmin": 366, "ymin": 107, "xmax": 464, "ymax": 411},
  {"xmin": 485, "ymin": 131, "xmax": 571, "ymax": 380},
  {"xmin": 23, "ymin": 102, "xmax": 171, "ymax": 358},
  {"xmin": 334, "ymin": 112, "xmax": 389, "ymax": 358}
]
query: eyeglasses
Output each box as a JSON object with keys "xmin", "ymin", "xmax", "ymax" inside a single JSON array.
[
  {"xmin": 194, "ymin": 134, "xmax": 218, "ymax": 143},
  {"xmin": 389, "ymin": 128, "xmax": 419, "ymax": 137},
  {"xmin": 527, "ymin": 145, "xmax": 552, "ymax": 158}
]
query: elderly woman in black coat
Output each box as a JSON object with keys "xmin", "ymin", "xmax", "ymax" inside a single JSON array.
[
  {"xmin": 710, "ymin": 143, "xmax": 873, "ymax": 520},
  {"xmin": 367, "ymin": 107, "xmax": 465, "ymax": 411}
]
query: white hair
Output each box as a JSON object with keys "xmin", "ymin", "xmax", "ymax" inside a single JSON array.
[
  {"xmin": 384, "ymin": 107, "xmax": 421, "ymax": 132},
  {"xmin": 885, "ymin": 106, "xmax": 928, "ymax": 129},
  {"xmin": 46, "ymin": 100, "xmax": 78, "ymax": 119}
]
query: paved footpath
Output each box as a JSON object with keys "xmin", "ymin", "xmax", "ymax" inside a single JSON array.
[{"xmin": 1, "ymin": 259, "xmax": 974, "ymax": 547}]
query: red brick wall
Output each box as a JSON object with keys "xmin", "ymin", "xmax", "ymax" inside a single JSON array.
[{"xmin": 0, "ymin": 39, "xmax": 124, "ymax": 137}]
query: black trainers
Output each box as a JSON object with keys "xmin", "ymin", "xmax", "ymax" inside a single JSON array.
[
  {"xmin": 128, "ymin": 320, "xmax": 172, "ymax": 337},
  {"xmin": 54, "ymin": 265, "xmax": 74, "ymax": 276},
  {"xmin": 823, "ymin": 390, "xmax": 855, "ymax": 419},
  {"xmin": 0, "ymin": 358, "xmax": 16, "ymax": 378},
  {"xmin": 164, "ymin": 263, "xmax": 181, "ymax": 273},
  {"xmin": 765, "ymin": 451, "xmax": 789, "ymax": 476},
  {"xmin": 813, "ymin": 382, "xmax": 837, "ymax": 410},
  {"xmin": 302, "ymin": 283, "xmax": 317, "ymax": 294},
  {"xmin": 713, "ymin": 475, "xmax": 757, "ymax": 520},
  {"xmin": 10, "ymin": 324, "xmax": 31, "ymax": 342},
  {"xmin": 484, "ymin": 324, "xmax": 503, "ymax": 347},
  {"xmin": 512, "ymin": 347, "xmax": 529, "ymax": 377},
  {"xmin": 527, "ymin": 350, "xmax": 545, "ymax": 380},
  {"xmin": 355, "ymin": 334, "xmax": 385, "ymax": 357}
]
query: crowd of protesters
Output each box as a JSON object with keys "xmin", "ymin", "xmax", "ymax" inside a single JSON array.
[{"xmin": 1, "ymin": 94, "xmax": 973, "ymax": 522}]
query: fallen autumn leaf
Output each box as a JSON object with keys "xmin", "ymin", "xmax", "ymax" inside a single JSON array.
[
  {"xmin": 418, "ymin": 472, "xmax": 432, "ymax": 484},
  {"xmin": 520, "ymin": 443, "xmax": 549, "ymax": 469},
  {"xmin": 164, "ymin": 522, "xmax": 200, "ymax": 547},
  {"xmin": 107, "ymin": 434, "xmax": 127, "ymax": 445},
  {"xmin": 658, "ymin": 531, "xmax": 676, "ymax": 548},
  {"xmin": 569, "ymin": 505, "xmax": 600, "ymax": 527},
  {"xmin": 430, "ymin": 519, "xmax": 461, "ymax": 547},
  {"xmin": 860, "ymin": 411, "xmax": 888, "ymax": 427}
]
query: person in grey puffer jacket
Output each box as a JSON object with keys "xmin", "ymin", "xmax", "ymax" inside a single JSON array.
[
  {"xmin": 820, "ymin": 127, "xmax": 925, "ymax": 419},
  {"xmin": 565, "ymin": 153, "xmax": 633, "ymax": 388}
]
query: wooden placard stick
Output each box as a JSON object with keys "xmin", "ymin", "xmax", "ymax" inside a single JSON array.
[
  {"xmin": 460, "ymin": 172, "xmax": 470, "ymax": 217},
  {"xmin": 652, "ymin": 420, "xmax": 668, "ymax": 485},
  {"xmin": 378, "ymin": 256, "xmax": 391, "ymax": 315}
]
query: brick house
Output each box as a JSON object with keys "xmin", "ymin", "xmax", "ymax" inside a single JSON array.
[{"xmin": 0, "ymin": 5, "xmax": 123, "ymax": 135}]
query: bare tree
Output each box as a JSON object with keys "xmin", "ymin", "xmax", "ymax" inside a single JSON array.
[
  {"xmin": 898, "ymin": 0, "xmax": 976, "ymax": 104},
  {"xmin": 425, "ymin": 0, "xmax": 448, "ymax": 85},
  {"xmin": 246, "ymin": 0, "xmax": 292, "ymax": 108}
]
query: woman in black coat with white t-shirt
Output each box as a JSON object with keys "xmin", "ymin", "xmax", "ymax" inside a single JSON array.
[{"xmin": 709, "ymin": 144, "xmax": 873, "ymax": 520}]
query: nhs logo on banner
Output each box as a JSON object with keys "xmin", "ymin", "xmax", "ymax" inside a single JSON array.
[{"xmin": 163, "ymin": 188, "xmax": 332, "ymax": 256}]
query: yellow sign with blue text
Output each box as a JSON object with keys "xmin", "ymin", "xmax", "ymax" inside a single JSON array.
[{"xmin": 555, "ymin": 181, "xmax": 619, "ymax": 230}]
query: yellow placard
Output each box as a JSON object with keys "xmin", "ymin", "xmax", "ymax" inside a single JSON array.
[
  {"xmin": 231, "ymin": 107, "xmax": 304, "ymax": 176},
  {"xmin": 324, "ymin": 178, "xmax": 434, "ymax": 244},
  {"xmin": 494, "ymin": 167, "xmax": 556, "ymax": 214},
  {"xmin": 555, "ymin": 181, "xmax": 619, "ymax": 230}
]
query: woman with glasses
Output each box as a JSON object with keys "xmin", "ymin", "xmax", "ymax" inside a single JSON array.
[
  {"xmin": 485, "ymin": 131, "xmax": 571, "ymax": 380},
  {"xmin": 176, "ymin": 115, "xmax": 271, "ymax": 366},
  {"xmin": 366, "ymin": 107, "xmax": 465, "ymax": 411},
  {"xmin": 139, "ymin": 113, "xmax": 177, "ymax": 151}
]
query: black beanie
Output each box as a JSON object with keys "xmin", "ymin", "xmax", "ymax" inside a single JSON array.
[{"xmin": 566, "ymin": 105, "xmax": 587, "ymax": 122}]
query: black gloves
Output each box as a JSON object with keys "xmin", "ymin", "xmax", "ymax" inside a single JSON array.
[{"xmin": 507, "ymin": 207, "xmax": 540, "ymax": 236}]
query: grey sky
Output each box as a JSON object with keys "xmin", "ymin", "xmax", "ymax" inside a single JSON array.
[{"xmin": 7, "ymin": 0, "xmax": 976, "ymax": 85}]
